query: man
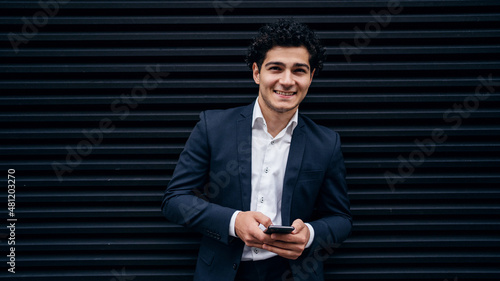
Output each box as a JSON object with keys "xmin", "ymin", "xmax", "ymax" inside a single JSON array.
[{"xmin": 161, "ymin": 18, "xmax": 352, "ymax": 281}]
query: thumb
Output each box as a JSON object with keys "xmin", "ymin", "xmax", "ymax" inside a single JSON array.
[
  {"xmin": 253, "ymin": 212, "xmax": 272, "ymax": 228},
  {"xmin": 291, "ymin": 219, "xmax": 305, "ymax": 234}
]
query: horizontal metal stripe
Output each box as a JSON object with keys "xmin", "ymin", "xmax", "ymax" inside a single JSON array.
[
  {"xmin": 2, "ymin": 45, "xmax": 499, "ymax": 57},
  {"xmin": 11, "ymin": 174, "xmax": 500, "ymax": 187},
  {"xmin": 18, "ymin": 191, "xmax": 162, "ymax": 202},
  {"xmin": 325, "ymin": 268, "xmax": 500, "ymax": 279},
  {"xmin": 2, "ymin": 77, "xmax": 497, "ymax": 89},
  {"xmin": 0, "ymin": 270, "xmax": 495, "ymax": 281},
  {"xmin": 3, "ymin": 109, "xmax": 499, "ymax": 122},
  {"xmin": 2, "ymin": 111, "xmax": 201, "ymax": 121},
  {"xmin": 18, "ymin": 253, "xmax": 196, "ymax": 267},
  {"xmin": 0, "ymin": 144, "xmax": 185, "ymax": 155},
  {"xmin": 330, "ymin": 252, "xmax": 500, "ymax": 264},
  {"xmin": 3, "ymin": 61, "xmax": 498, "ymax": 73},
  {"xmin": 15, "ymin": 190, "xmax": 500, "ymax": 203},
  {"xmin": 2, "ymin": 127, "xmax": 499, "ymax": 139},
  {"xmin": 14, "ymin": 235, "xmax": 500, "ymax": 250},
  {"xmin": 3, "ymin": 0, "xmax": 500, "ymax": 9},
  {"xmin": 2, "ymin": 30, "xmax": 499, "ymax": 42},
  {"xmin": 0, "ymin": 128, "xmax": 193, "ymax": 139},
  {"xmin": 2, "ymin": 127, "xmax": 499, "ymax": 140},
  {"xmin": 342, "ymin": 143, "xmax": 500, "ymax": 153},
  {"xmin": 345, "ymin": 158, "xmax": 500, "ymax": 168},
  {"xmin": 16, "ymin": 238, "xmax": 202, "ymax": 251},
  {"xmin": 15, "ymin": 222, "xmax": 181, "ymax": 233},
  {"xmin": 352, "ymin": 206, "xmax": 500, "ymax": 215},
  {"xmin": 1, "ymin": 143, "xmax": 499, "ymax": 155},
  {"xmin": 0, "ymin": 47, "xmax": 246, "ymax": 57},
  {"xmin": 3, "ymin": 158, "xmax": 499, "ymax": 170},
  {"xmin": 336, "ymin": 126, "xmax": 500, "ymax": 137},
  {"xmin": 18, "ymin": 222, "xmax": 178, "ymax": 232},
  {"xmin": 1, "ymin": 160, "xmax": 177, "ymax": 170},
  {"xmin": 343, "ymin": 235, "xmax": 500, "ymax": 248},
  {"xmin": 3, "ymin": 14, "xmax": 500, "ymax": 25},
  {"xmin": 15, "ymin": 206, "xmax": 499, "ymax": 219},
  {"xmin": 0, "ymin": 270, "xmax": 194, "ymax": 281},
  {"xmin": 344, "ymin": 143, "xmax": 500, "ymax": 153},
  {"xmin": 354, "ymin": 220, "xmax": 500, "ymax": 231},
  {"xmin": 1, "ymin": 269, "xmax": 496, "ymax": 281},
  {"xmin": 14, "ymin": 176, "xmax": 170, "ymax": 187},
  {"xmin": 348, "ymin": 174, "xmax": 500, "ymax": 185},
  {"xmin": 16, "ymin": 209, "xmax": 162, "ymax": 218},
  {"xmin": 2, "ymin": 93, "xmax": 499, "ymax": 105},
  {"xmin": 350, "ymin": 190, "xmax": 500, "ymax": 200},
  {"xmin": 303, "ymin": 109, "xmax": 500, "ymax": 119}
]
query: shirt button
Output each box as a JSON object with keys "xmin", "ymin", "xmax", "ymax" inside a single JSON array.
[
  {"xmin": 254, "ymin": 248, "xmax": 259, "ymax": 254},
  {"xmin": 260, "ymin": 197, "xmax": 264, "ymax": 203},
  {"xmin": 264, "ymin": 167, "xmax": 269, "ymax": 173},
  {"xmin": 271, "ymin": 140, "xmax": 275, "ymax": 145}
]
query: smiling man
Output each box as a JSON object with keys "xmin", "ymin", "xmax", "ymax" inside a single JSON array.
[{"xmin": 162, "ymin": 19, "xmax": 352, "ymax": 281}]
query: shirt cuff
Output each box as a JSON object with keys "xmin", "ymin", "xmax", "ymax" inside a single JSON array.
[
  {"xmin": 304, "ymin": 223, "xmax": 315, "ymax": 248},
  {"xmin": 229, "ymin": 210, "xmax": 241, "ymax": 237}
]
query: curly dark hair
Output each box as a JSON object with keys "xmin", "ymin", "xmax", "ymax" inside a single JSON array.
[{"xmin": 245, "ymin": 18, "xmax": 326, "ymax": 75}]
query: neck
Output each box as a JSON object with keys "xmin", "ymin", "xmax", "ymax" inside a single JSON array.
[{"xmin": 258, "ymin": 98, "xmax": 297, "ymax": 138}]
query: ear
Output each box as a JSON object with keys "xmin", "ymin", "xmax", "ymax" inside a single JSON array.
[{"xmin": 252, "ymin": 62, "xmax": 260, "ymax": 84}]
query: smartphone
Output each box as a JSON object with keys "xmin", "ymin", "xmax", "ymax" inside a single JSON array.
[{"xmin": 264, "ymin": 225, "xmax": 295, "ymax": 234}]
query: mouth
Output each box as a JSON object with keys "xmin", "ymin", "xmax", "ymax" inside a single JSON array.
[{"xmin": 274, "ymin": 90, "xmax": 296, "ymax": 97}]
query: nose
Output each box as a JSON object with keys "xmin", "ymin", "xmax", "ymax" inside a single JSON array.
[{"xmin": 279, "ymin": 70, "xmax": 295, "ymax": 88}]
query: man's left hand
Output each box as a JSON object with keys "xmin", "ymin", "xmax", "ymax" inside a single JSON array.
[{"xmin": 262, "ymin": 219, "xmax": 310, "ymax": 260}]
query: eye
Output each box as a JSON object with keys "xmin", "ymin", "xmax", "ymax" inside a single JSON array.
[
  {"xmin": 269, "ymin": 66, "xmax": 281, "ymax": 71},
  {"xmin": 294, "ymin": 68, "xmax": 307, "ymax": 73}
]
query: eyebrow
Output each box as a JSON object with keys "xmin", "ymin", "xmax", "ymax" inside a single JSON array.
[{"xmin": 264, "ymin": 61, "xmax": 310, "ymax": 70}]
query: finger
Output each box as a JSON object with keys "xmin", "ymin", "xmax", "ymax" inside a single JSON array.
[
  {"xmin": 251, "ymin": 229, "xmax": 270, "ymax": 244},
  {"xmin": 262, "ymin": 243, "xmax": 300, "ymax": 260},
  {"xmin": 264, "ymin": 239, "xmax": 293, "ymax": 249},
  {"xmin": 291, "ymin": 219, "xmax": 305, "ymax": 234},
  {"xmin": 245, "ymin": 238, "xmax": 264, "ymax": 249},
  {"xmin": 254, "ymin": 212, "xmax": 272, "ymax": 228},
  {"xmin": 270, "ymin": 233, "xmax": 294, "ymax": 243},
  {"xmin": 271, "ymin": 233, "xmax": 307, "ymax": 245}
]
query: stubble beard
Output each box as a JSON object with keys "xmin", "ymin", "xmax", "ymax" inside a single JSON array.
[{"xmin": 260, "ymin": 90, "xmax": 301, "ymax": 114}]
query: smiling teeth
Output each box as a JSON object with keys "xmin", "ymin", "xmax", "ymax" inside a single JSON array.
[{"xmin": 276, "ymin": 90, "xmax": 295, "ymax": 96}]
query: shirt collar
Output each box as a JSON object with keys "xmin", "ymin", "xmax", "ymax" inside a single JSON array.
[{"xmin": 252, "ymin": 97, "xmax": 299, "ymax": 133}]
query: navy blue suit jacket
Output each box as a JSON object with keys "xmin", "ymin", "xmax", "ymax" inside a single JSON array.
[{"xmin": 161, "ymin": 102, "xmax": 352, "ymax": 281}]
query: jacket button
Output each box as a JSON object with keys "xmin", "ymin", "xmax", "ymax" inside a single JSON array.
[{"xmin": 233, "ymin": 263, "xmax": 238, "ymax": 270}]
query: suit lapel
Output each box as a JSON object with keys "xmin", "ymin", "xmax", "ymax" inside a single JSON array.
[
  {"xmin": 281, "ymin": 116, "xmax": 306, "ymax": 225},
  {"xmin": 237, "ymin": 102, "xmax": 254, "ymax": 211}
]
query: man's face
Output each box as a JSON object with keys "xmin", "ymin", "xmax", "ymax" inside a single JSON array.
[{"xmin": 253, "ymin": 46, "xmax": 315, "ymax": 115}]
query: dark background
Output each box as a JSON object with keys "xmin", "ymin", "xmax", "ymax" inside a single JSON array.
[{"xmin": 1, "ymin": 0, "xmax": 499, "ymax": 280}]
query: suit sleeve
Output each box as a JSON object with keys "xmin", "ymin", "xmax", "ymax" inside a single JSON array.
[
  {"xmin": 161, "ymin": 111, "xmax": 236, "ymax": 245},
  {"xmin": 308, "ymin": 132, "xmax": 352, "ymax": 247}
]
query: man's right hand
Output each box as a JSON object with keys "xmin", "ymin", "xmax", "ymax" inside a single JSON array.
[{"xmin": 234, "ymin": 211, "xmax": 272, "ymax": 248}]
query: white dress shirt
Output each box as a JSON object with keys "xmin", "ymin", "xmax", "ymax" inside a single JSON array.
[{"xmin": 229, "ymin": 98, "xmax": 315, "ymax": 261}]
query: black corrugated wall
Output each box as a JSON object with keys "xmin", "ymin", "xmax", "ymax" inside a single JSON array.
[{"xmin": 1, "ymin": 1, "xmax": 499, "ymax": 280}]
